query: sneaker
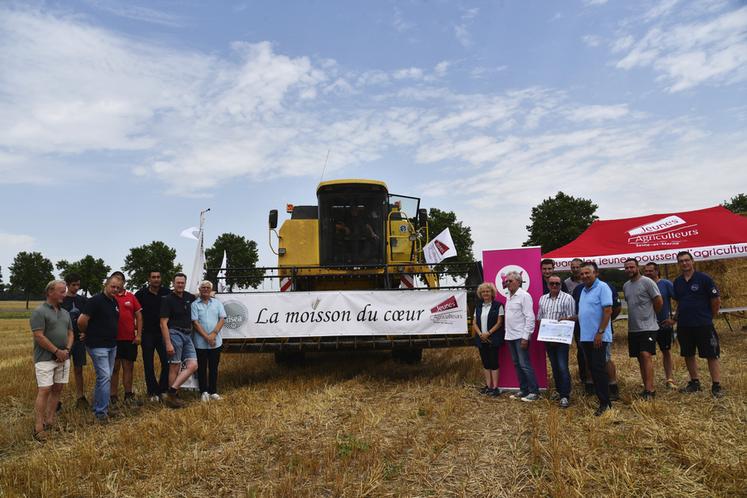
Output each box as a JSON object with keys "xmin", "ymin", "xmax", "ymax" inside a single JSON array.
[
  {"xmin": 640, "ymin": 390, "xmax": 656, "ymax": 400},
  {"xmin": 584, "ymin": 383, "xmax": 595, "ymax": 395},
  {"xmin": 666, "ymin": 379, "xmax": 677, "ymax": 390},
  {"xmin": 94, "ymin": 414, "xmax": 109, "ymax": 424},
  {"xmin": 109, "ymin": 395, "xmax": 119, "ymax": 406},
  {"xmin": 711, "ymin": 384, "xmax": 724, "ymax": 398},
  {"xmin": 209, "ymin": 393, "xmax": 222, "ymax": 401},
  {"xmin": 148, "ymin": 395, "xmax": 161, "ymax": 403},
  {"xmin": 162, "ymin": 392, "xmax": 185, "ymax": 409},
  {"xmin": 609, "ymin": 384, "xmax": 620, "ymax": 401},
  {"xmin": 521, "ymin": 393, "xmax": 540, "ymax": 403},
  {"xmin": 478, "ymin": 386, "xmax": 491, "ymax": 395},
  {"xmin": 201, "ymin": 392, "xmax": 210, "ymax": 402},
  {"xmin": 594, "ymin": 404, "xmax": 611, "ymax": 417},
  {"xmin": 679, "ymin": 379, "xmax": 701, "ymax": 393},
  {"xmin": 559, "ymin": 397, "xmax": 570, "ymax": 409},
  {"xmin": 509, "ymin": 391, "xmax": 528, "ymax": 400},
  {"xmin": 488, "ymin": 388, "xmax": 501, "ymax": 397},
  {"xmin": 75, "ymin": 396, "xmax": 90, "ymax": 409}
]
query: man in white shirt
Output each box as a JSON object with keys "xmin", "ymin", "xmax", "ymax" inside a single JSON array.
[{"xmin": 503, "ymin": 271, "xmax": 539, "ymax": 402}]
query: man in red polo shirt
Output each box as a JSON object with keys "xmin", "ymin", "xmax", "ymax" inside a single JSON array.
[{"xmin": 110, "ymin": 271, "xmax": 143, "ymax": 405}]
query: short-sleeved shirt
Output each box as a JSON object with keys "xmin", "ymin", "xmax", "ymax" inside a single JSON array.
[
  {"xmin": 191, "ymin": 298, "xmax": 227, "ymax": 349},
  {"xmin": 62, "ymin": 294, "xmax": 88, "ymax": 341},
  {"xmin": 114, "ymin": 291, "xmax": 142, "ymax": 341},
  {"xmin": 135, "ymin": 285, "xmax": 171, "ymax": 334},
  {"xmin": 160, "ymin": 291, "xmax": 196, "ymax": 331},
  {"xmin": 564, "ymin": 277, "xmax": 582, "ymax": 294},
  {"xmin": 82, "ymin": 293, "xmax": 120, "ymax": 348},
  {"xmin": 656, "ymin": 279, "xmax": 675, "ymax": 324},
  {"xmin": 673, "ymin": 271, "xmax": 719, "ymax": 326},
  {"xmin": 538, "ymin": 291, "xmax": 575, "ymax": 321},
  {"xmin": 573, "ymin": 280, "xmax": 620, "ymax": 335},
  {"xmin": 30, "ymin": 303, "xmax": 72, "ymax": 363},
  {"xmin": 623, "ymin": 276, "xmax": 661, "ymax": 332},
  {"xmin": 578, "ymin": 278, "xmax": 613, "ymax": 343}
]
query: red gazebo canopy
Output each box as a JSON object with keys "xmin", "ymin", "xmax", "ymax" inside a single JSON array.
[{"xmin": 544, "ymin": 206, "xmax": 747, "ymax": 269}]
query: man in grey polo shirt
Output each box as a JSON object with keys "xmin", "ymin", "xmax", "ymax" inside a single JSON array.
[
  {"xmin": 623, "ymin": 258, "xmax": 662, "ymax": 399},
  {"xmin": 30, "ymin": 280, "xmax": 74, "ymax": 441}
]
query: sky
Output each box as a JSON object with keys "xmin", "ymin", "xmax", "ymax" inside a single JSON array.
[{"xmin": 1, "ymin": 0, "xmax": 746, "ymax": 281}]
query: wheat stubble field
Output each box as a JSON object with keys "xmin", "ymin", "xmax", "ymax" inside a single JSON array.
[{"xmin": 0, "ymin": 310, "xmax": 745, "ymax": 497}]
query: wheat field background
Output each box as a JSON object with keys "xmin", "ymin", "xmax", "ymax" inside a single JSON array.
[{"xmin": 0, "ymin": 308, "xmax": 745, "ymax": 497}]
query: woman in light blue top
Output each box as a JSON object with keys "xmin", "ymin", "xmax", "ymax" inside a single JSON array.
[{"xmin": 191, "ymin": 281, "xmax": 227, "ymax": 401}]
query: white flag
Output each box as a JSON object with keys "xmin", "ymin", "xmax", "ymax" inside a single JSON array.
[
  {"xmin": 188, "ymin": 229, "xmax": 205, "ymax": 295},
  {"xmin": 423, "ymin": 228, "xmax": 458, "ymax": 264},
  {"xmin": 180, "ymin": 227, "xmax": 199, "ymax": 241},
  {"xmin": 216, "ymin": 250, "xmax": 228, "ymax": 293}
]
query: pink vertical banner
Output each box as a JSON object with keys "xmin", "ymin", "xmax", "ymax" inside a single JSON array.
[{"xmin": 482, "ymin": 247, "xmax": 548, "ymax": 390}]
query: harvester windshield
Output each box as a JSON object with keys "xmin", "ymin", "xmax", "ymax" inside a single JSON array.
[{"xmin": 318, "ymin": 183, "xmax": 387, "ymax": 266}]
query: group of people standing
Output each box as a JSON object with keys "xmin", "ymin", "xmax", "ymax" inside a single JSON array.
[
  {"xmin": 473, "ymin": 251, "xmax": 724, "ymax": 416},
  {"xmin": 30, "ymin": 270, "xmax": 226, "ymax": 441}
]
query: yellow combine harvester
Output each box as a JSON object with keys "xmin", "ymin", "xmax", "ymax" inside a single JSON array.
[{"xmin": 223, "ymin": 179, "xmax": 476, "ymax": 362}]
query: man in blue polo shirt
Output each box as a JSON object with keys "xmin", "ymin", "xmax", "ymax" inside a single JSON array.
[
  {"xmin": 672, "ymin": 251, "xmax": 723, "ymax": 397},
  {"xmin": 577, "ymin": 261, "xmax": 613, "ymax": 416}
]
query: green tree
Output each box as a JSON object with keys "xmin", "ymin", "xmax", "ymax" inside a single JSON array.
[
  {"xmin": 426, "ymin": 208, "xmax": 475, "ymax": 276},
  {"xmin": 9, "ymin": 251, "xmax": 54, "ymax": 309},
  {"xmin": 524, "ymin": 192, "xmax": 599, "ymax": 253},
  {"xmin": 122, "ymin": 241, "xmax": 182, "ymax": 291},
  {"xmin": 722, "ymin": 193, "xmax": 747, "ymax": 214},
  {"xmin": 56, "ymin": 255, "xmax": 111, "ymax": 296},
  {"xmin": 205, "ymin": 233, "xmax": 263, "ymax": 291}
]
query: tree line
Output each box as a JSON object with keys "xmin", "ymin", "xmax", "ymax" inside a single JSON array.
[{"xmin": 2, "ymin": 234, "xmax": 260, "ymax": 309}]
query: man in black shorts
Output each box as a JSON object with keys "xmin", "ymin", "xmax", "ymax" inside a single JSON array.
[
  {"xmin": 643, "ymin": 263, "xmax": 676, "ymax": 389},
  {"xmin": 672, "ymin": 251, "xmax": 723, "ymax": 397},
  {"xmin": 622, "ymin": 258, "xmax": 662, "ymax": 399},
  {"xmin": 61, "ymin": 273, "xmax": 89, "ymax": 408}
]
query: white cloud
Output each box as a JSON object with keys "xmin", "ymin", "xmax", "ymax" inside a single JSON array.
[
  {"xmin": 84, "ymin": 0, "xmax": 185, "ymax": 27},
  {"xmin": 392, "ymin": 6, "xmax": 415, "ymax": 33},
  {"xmin": 434, "ymin": 61, "xmax": 450, "ymax": 77},
  {"xmin": 642, "ymin": 0, "xmax": 680, "ymax": 22},
  {"xmin": 566, "ymin": 104, "xmax": 630, "ymax": 122},
  {"xmin": 582, "ymin": 35, "xmax": 602, "ymax": 47},
  {"xmin": 615, "ymin": 4, "xmax": 747, "ymax": 92},
  {"xmin": 583, "ymin": 0, "xmax": 608, "ymax": 6},
  {"xmin": 454, "ymin": 7, "xmax": 479, "ymax": 47},
  {"xmin": 393, "ymin": 67, "xmax": 424, "ymax": 80}
]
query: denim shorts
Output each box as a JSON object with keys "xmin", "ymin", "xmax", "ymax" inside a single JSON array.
[{"xmin": 169, "ymin": 329, "xmax": 197, "ymax": 364}]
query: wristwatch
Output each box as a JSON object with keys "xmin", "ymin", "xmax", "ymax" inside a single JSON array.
[{"xmin": 596, "ymin": 329, "xmax": 605, "ymax": 335}]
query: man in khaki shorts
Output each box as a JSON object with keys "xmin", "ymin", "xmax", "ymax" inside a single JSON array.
[{"xmin": 30, "ymin": 280, "xmax": 74, "ymax": 441}]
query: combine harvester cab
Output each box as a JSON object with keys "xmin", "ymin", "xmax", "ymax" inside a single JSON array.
[{"xmin": 216, "ymin": 179, "xmax": 482, "ymax": 364}]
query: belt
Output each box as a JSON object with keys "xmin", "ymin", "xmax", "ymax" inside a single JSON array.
[{"xmin": 171, "ymin": 326, "xmax": 192, "ymax": 334}]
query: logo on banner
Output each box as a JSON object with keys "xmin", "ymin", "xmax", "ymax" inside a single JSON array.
[
  {"xmin": 431, "ymin": 295, "xmax": 458, "ymax": 314},
  {"xmin": 429, "ymin": 295, "xmax": 462, "ymax": 324},
  {"xmin": 223, "ymin": 300, "xmax": 248, "ymax": 330},
  {"xmin": 626, "ymin": 215, "xmax": 699, "ymax": 248},
  {"xmin": 495, "ymin": 265, "xmax": 531, "ymax": 298}
]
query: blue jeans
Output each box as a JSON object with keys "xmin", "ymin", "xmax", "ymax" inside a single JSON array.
[
  {"xmin": 546, "ymin": 343, "xmax": 571, "ymax": 398},
  {"xmin": 506, "ymin": 339, "xmax": 539, "ymax": 395},
  {"xmin": 87, "ymin": 346, "xmax": 116, "ymax": 417}
]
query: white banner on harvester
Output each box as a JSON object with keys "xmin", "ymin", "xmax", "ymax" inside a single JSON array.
[{"xmin": 216, "ymin": 290, "xmax": 467, "ymax": 338}]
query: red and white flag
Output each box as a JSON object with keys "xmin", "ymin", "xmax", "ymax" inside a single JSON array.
[{"xmin": 423, "ymin": 228, "xmax": 458, "ymax": 264}]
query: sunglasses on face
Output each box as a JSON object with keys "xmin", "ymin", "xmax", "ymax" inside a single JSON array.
[{"xmin": 549, "ymin": 282, "xmax": 561, "ymax": 286}]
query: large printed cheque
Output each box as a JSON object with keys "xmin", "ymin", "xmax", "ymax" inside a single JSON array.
[
  {"xmin": 537, "ymin": 319, "xmax": 575, "ymax": 345},
  {"xmin": 216, "ymin": 290, "xmax": 467, "ymax": 339}
]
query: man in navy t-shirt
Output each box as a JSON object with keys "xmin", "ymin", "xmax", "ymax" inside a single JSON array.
[
  {"xmin": 672, "ymin": 251, "xmax": 723, "ymax": 397},
  {"xmin": 643, "ymin": 262, "xmax": 676, "ymax": 389}
]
